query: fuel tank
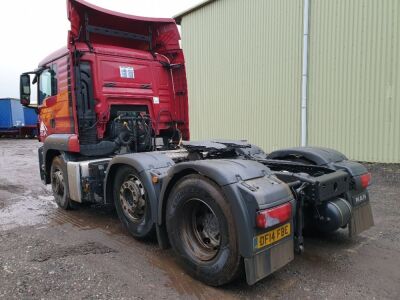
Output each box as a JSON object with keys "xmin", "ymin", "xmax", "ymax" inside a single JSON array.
[{"xmin": 308, "ymin": 198, "xmax": 352, "ymax": 233}]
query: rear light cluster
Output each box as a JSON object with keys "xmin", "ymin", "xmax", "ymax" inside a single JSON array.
[
  {"xmin": 360, "ymin": 172, "xmax": 371, "ymax": 189},
  {"xmin": 256, "ymin": 202, "xmax": 292, "ymax": 229}
]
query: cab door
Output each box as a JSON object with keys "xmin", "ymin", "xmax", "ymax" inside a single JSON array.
[{"xmin": 38, "ymin": 57, "xmax": 74, "ymax": 140}]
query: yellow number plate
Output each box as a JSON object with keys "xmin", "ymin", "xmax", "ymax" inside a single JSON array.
[{"xmin": 254, "ymin": 223, "xmax": 291, "ymax": 249}]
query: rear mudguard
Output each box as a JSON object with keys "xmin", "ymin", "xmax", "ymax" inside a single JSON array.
[
  {"xmin": 268, "ymin": 146, "xmax": 348, "ymax": 166},
  {"xmin": 157, "ymin": 159, "xmax": 295, "ymax": 258},
  {"xmin": 267, "ymin": 146, "xmax": 369, "ymax": 180},
  {"xmin": 268, "ymin": 146, "xmax": 373, "ymax": 235},
  {"xmin": 268, "ymin": 146, "xmax": 367, "ymax": 175}
]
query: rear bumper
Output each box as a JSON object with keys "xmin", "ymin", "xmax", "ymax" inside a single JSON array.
[{"xmin": 244, "ymin": 237, "xmax": 294, "ymax": 285}]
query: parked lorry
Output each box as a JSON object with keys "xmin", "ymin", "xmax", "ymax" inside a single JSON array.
[
  {"xmin": 22, "ymin": 107, "xmax": 38, "ymax": 138},
  {"xmin": 0, "ymin": 98, "xmax": 37, "ymax": 138},
  {"xmin": 19, "ymin": 0, "xmax": 374, "ymax": 286},
  {"xmin": 0, "ymin": 98, "xmax": 24, "ymax": 137}
]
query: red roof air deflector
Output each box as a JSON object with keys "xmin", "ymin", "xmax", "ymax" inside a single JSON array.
[{"xmin": 67, "ymin": 0, "xmax": 181, "ymax": 51}]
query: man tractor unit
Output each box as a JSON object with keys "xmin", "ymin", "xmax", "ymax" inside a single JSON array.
[{"xmin": 20, "ymin": 0, "xmax": 374, "ymax": 286}]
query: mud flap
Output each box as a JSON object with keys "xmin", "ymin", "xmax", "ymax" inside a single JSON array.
[
  {"xmin": 349, "ymin": 202, "xmax": 374, "ymax": 237},
  {"xmin": 244, "ymin": 239, "xmax": 294, "ymax": 285},
  {"xmin": 38, "ymin": 146, "xmax": 46, "ymax": 183}
]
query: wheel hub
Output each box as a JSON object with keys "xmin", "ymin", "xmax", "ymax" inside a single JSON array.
[
  {"xmin": 203, "ymin": 212, "xmax": 219, "ymax": 236},
  {"xmin": 194, "ymin": 210, "xmax": 220, "ymax": 249},
  {"xmin": 183, "ymin": 199, "xmax": 221, "ymax": 261},
  {"xmin": 52, "ymin": 169, "xmax": 64, "ymax": 196},
  {"xmin": 119, "ymin": 175, "xmax": 146, "ymax": 223}
]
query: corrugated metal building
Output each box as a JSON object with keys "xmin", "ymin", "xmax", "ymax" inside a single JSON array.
[{"xmin": 175, "ymin": 0, "xmax": 400, "ymax": 163}]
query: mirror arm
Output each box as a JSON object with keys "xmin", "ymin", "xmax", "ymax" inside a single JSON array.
[{"xmin": 22, "ymin": 66, "xmax": 48, "ymax": 76}]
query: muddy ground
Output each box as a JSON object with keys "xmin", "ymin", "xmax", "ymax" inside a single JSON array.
[{"xmin": 0, "ymin": 139, "xmax": 399, "ymax": 300}]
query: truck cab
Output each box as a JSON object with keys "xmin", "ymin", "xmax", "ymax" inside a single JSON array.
[{"xmin": 21, "ymin": 0, "xmax": 189, "ymax": 159}]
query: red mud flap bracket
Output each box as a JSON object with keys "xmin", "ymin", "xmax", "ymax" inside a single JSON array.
[{"xmin": 244, "ymin": 239, "xmax": 294, "ymax": 285}]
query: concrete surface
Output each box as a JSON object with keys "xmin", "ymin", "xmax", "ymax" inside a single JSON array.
[{"xmin": 0, "ymin": 139, "xmax": 399, "ymax": 299}]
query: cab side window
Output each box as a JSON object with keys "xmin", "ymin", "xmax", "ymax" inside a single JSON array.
[{"xmin": 38, "ymin": 64, "xmax": 57, "ymax": 104}]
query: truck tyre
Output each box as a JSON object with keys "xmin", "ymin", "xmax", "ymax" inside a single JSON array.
[
  {"xmin": 50, "ymin": 156, "xmax": 74, "ymax": 210},
  {"xmin": 166, "ymin": 174, "xmax": 242, "ymax": 286},
  {"xmin": 113, "ymin": 166, "xmax": 154, "ymax": 238}
]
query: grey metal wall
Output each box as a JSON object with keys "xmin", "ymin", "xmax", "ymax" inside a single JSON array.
[
  {"xmin": 181, "ymin": 0, "xmax": 303, "ymax": 151},
  {"xmin": 180, "ymin": 0, "xmax": 400, "ymax": 162}
]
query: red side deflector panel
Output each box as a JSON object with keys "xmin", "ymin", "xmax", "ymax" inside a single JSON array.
[{"xmin": 67, "ymin": 0, "xmax": 181, "ymax": 52}]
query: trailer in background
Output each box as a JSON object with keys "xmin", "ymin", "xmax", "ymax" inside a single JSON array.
[
  {"xmin": 22, "ymin": 107, "xmax": 38, "ymax": 138},
  {"xmin": 0, "ymin": 98, "xmax": 37, "ymax": 138}
]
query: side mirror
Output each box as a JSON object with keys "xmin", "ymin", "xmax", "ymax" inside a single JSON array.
[{"xmin": 20, "ymin": 74, "xmax": 31, "ymax": 106}]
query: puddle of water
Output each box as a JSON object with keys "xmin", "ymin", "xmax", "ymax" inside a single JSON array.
[
  {"xmin": 0, "ymin": 195, "xmax": 57, "ymax": 230},
  {"xmin": 0, "ymin": 183, "xmax": 25, "ymax": 193},
  {"xmin": 50, "ymin": 204, "xmax": 123, "ymax": 234},
  {"xmin": 147, "ymin": 251, "xmax": 234, "ymax": 300}
]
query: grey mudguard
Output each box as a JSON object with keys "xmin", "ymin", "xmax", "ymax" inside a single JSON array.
[
  {"xmin": 43, "ymin": 134, "xmax": 76, "ymax": 152},
  {"xmin": 158, "ymin": 159, "xmax": 294, "ymax": 258},
  {"xmin": 40, "ymin": 134, "xmax": 77, "ymax": 184},
  {"xmin": 165, "ymin": 159, "xmax": 271, "ymax": 186},
  {"xmin": 267, "ymin": 146, "xmax": 368, "ymax": 177},
  {"xmin": 332, "ymin": 160, "xmax": 368, "ymax": 177},
  {"xmin": 267, "ymin": 147, "xmax": 348, "ymax": 166},
  {"xmin": 105, "ymin": 152, "xmax": 175, "ymax": 173},
  {"xmin": 267, "ymin": 147, "xmax": 368, "ymax": 176},
  {"xmin": 104, "ymin": 152, "xmax": 175, "ymax": 223}
]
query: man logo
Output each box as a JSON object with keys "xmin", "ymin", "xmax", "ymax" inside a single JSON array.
[
  {"xmin": 40, "ymin": 121, "xmax": 48, "ymax": 137},
  {"xmin": 354, "ymin": 193, "xmax": 367, "ymax": 205}
]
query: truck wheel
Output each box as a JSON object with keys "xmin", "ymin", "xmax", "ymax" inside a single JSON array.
[
  {"xmin": 166, "ymin": 174, "xmax": 242, "ymax": 286},
  {"xmin": 50, "ymin": 156, "xmax": 74, "ymax": 210},
  {"xmin": 113, "ymin": 166, "xmax": 154, "ymax": 238}
]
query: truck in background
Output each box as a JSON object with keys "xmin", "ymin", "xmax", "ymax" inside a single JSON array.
[
  {"xmin": 22, "ymin": 106, "xmax": 38, "ymax": 138},
  {"xmin": 18, "ymin": 0, "xmax": 374, "ymax": 286},
  {"xmin": 0, "ymin": 98, "xmax": 37, "ymax": 138}
]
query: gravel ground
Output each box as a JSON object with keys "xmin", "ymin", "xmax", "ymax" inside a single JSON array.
[{"xmin": 0, "ymin": 139, "xmax": 399, "ymax": 299}]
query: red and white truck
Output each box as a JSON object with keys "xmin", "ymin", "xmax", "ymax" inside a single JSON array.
[{"xmin": 19, "ymin": 0, "xmax": 374, "ymax": 286}]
